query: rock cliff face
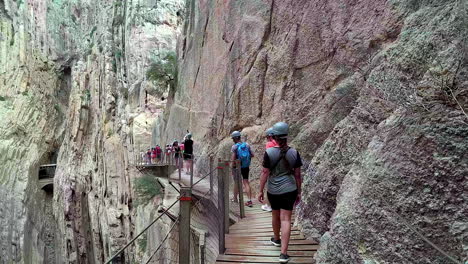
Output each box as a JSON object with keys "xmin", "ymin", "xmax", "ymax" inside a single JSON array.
[
  {"xmin": 0, "ymin": 0, "xmax": 182, "ymax": 263},
  {"xmin": 159, "ymin": 0, "xmax": 468, "ymax": 263}
]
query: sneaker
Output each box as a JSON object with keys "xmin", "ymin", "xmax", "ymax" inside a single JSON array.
[
  {"xmin": 279, "ymin": 253, "xmax": 290, "ymax": 263},
  {"xmin": 261, "ymin": 204, "xmax": 272, "ymax": 212},
  {"xmin": 245, "ymin": 200, "xmax": 253, "ymax": 207},
  {"xmin": 270, "ymin": 237, "xmax": 281, "ymax": 247}
]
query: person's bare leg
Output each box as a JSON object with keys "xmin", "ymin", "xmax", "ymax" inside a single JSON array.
[
  {"xmin": 280, "ymin": 209, "xmax": 292, "ymax": 254},
  {"xmin": 272, "ymin": 209, "xmax": 281, "ymax": 241},
  {"xmin": 243, "ymin": 179, "xmax": 252, "ymax": 201}
]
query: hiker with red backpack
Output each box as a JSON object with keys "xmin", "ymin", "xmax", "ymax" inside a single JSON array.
[
  {"xmin": 258, "ymin": 122, "xmax": 303, "ymax": 263},
  {"xmin": 151, "ymin": 147, "xmax": 157, "ymax": 164},
  {"xmin": 155, "ymin": 145, "xmax": 162, "ymax": 163},
  {"xmin": 146, "ymin": 148, "xmax": 152, "ymax": 164},
  {"xmin": 231, "ymin": 131, "xmax": 254, "ymax": 207},
  {"xmin": 261, "ymin": 127, "xmax": 278, "ymax": 212}
]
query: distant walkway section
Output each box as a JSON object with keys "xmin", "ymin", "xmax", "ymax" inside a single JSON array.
[{"xmin": 38, "ymin": 164, "xmax": 56, "ymax": 192}]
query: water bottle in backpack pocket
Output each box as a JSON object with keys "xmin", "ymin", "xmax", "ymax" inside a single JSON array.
[{"xmin": 236, "ymin": 142, "xmax": 251, "ymax": 168}]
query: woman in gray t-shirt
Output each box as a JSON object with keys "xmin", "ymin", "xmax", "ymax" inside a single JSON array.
[{"xmin": 258, "ymin": 122, "xmax": 302, "ymax": 263}]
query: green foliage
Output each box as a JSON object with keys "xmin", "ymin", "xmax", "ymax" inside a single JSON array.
[
  {"xmin": 138, "ymin": 233, "xmax": 148, "ymax": 252},
  {"xmin": 146, "ymin": 50, "xmax": 178, "ymax": 95},
  {"xmin": 115, "ymin": 49, "xmax": 122, "ymax": 59},
  {"xmin": 134, "ymin": 175, "xmax": 162, "ymax": 204},
  {"xmin": 107, "ymin": 128, "xmax": 113, "ymax": 137},
  {"xmin": 89, "ymin": 26, "xmax": 97, "ymax": 38},
  {"xmin": 120, "ymin": 86, "xmax": 129, "ymax": 99},
  {"xmin": 71, "ymin": 14, "xmax": 77, "ymax": 24},
  {"xmin": 114, "ymin": 14, "xmax": 124, "ymax": 26},
  {"xmin": 80, "ymin": 90, "xmax": 91, "ymax": 102},
  {"xmin": 0, "ymin": 96, "xmax": 6, "ymax": 101},
  {"xmin": 54, "ymin": 104, "xmax": 61, "ymax": 113}
]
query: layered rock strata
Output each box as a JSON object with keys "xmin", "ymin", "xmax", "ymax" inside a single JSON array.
[
  {"xmin": 158, "ymin": 0, "xmax": 468, "ymax": 263},
  {"xmin": 0, "ymin": 0, "xmax": 182, "ymax": 263}
]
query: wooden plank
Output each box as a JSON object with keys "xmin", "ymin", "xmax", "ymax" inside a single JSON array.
[
  {"xmin": 226, "ymin": 234, "xmax": 305, "ymax": 241},
  {"xmin": 230, "ymin": 223, "xmax": 294, "ymax": 230},
  {"xmin": 217, "ymin": 255, "xmax": 313, "ymax": 263},
  {"xmin": 226, "ymin": 240, "xmax": 318, "ymax": 246},
  {"xmin": 225, "ymin": 249, "xmax": 315, "ymax": 257},
  {"xmin": 227, "ymin": 244, "xmax": 320, "ymax": 251},
  {"xmin": 229, "ymin": 230, "xmax": 301, "ymax": 236},
  {"xmin": 217, "ymin": 262, "xmax": 314, "ymax": 264},
  {"xmin": 217, "ymin": 261, "xmax": 315, "ymax": 264}
]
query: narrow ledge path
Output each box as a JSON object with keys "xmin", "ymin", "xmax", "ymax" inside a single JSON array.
[{"xmin": 216, "ymin": 205, "xmax": 318, "ymax": 264}]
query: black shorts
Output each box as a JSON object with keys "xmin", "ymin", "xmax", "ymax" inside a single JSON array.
[
  {"xmin": 267, "ymin": 190, "xmax": 298, "ymax": 211},
  {"xmin": 183, "ymin": 153, "xmax": 193, "ymax": 160},
  {"xmin": 240, "ymin": 167, "xmax": 250, "ymax": 180}
]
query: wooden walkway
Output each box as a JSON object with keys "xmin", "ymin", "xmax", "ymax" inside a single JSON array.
[{"xmin": 216, "ymin": 205, "xmax": 318, "ymax": 264}]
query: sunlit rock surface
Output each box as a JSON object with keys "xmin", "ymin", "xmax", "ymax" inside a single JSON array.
[{"xmin": 0, "ymin": 0, "xmax": 182, "ymax": 263}]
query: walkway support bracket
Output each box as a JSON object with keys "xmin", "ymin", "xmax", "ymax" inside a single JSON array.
[
  {"xmin": 209, "ymin": 156, "xmax": 214, "ymax": 197},
  {"xmin": 179, "ymin": 187, "xmax": 192, "ymax": 264}
]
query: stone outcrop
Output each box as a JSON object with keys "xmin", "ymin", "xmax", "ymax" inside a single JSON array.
[
  {"xmin": 158, "ymin": 0, "xmax": 468, "ymax": 263},
  {"xmin": 0, "ymin": 0, "xmax": 182, "ymax": 263}
]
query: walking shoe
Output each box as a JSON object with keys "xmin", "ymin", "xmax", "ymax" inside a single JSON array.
[
  {"xmin": 245, "ymin": 200, "xmax": 253, "ymax": 207},
  {"xmin": 270, "ymin": 237, "xmax": 281, "ymax": 247},
  {"xmin": 279, "ymin": 253, "xmax": 290, "ymax": 263},
  {"xmin": 261, "ymin": 204, "xmax": 272, "ymax": 212}
]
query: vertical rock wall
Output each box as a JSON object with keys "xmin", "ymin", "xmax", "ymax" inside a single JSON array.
[
  {"xmin": 0, "ymin": 0, "xmax": 182, "ymax": 263},
  {"xmin": 160, "ymin": 0, "xmax": 468, "ymax": 263}
]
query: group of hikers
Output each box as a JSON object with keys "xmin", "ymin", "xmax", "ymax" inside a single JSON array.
[
  {"xmin": 143, "ymin": 122, "xmax": 300, "ymax": 263},
  {"xmin": 141, "ymin": 133, "xmax": 194, "ymax": 172},
  {"xmin": 229, "ymin": 121, "xmax": 302, "ymax": 263}
]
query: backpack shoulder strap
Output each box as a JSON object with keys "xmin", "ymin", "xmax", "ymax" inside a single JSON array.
[{"xmin": 270, "ymin": 147, "xmax": 290, "ymax": 171}]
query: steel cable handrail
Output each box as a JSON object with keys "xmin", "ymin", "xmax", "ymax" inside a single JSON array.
[
  {"xmin": 191, "ymin": 166, "xmax": 219, "ymax": 188},
  {"xmin": 383, "ymin": 210, "xmax": 462, "ymax": 264},
  {"xmin": 144, "ymin": 216, "xmax": 180, "ymax": 264},
  {"xmin": 105, "ymin": 197, "xmax": 182, "ymax": 264}
]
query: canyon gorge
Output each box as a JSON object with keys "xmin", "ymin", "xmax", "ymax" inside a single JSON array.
[{"xmin": 1, "ymin": 0, "xmax": 467, "ymax": 263}]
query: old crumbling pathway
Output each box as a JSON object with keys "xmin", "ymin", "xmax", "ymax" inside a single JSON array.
[{"xmin": 216, "ymin": 205, "xmax": 318, "ymax": 264}]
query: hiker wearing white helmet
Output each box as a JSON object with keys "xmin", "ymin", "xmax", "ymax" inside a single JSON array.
[
  {"xmin": 261, "ymin": 127, "xmax": 278, "ymax": 212},
  {"xmin": 230, "ymin": 131, "xmax": 254, "ymax": 207},
  {"xmin": 258, "ymin": 122, "xmax": 303, "ymax": 263}
]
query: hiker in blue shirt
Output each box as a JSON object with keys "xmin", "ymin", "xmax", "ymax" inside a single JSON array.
[{"xmin": 230, "ymin": 131, "xmax": 254, "ymax": 207}]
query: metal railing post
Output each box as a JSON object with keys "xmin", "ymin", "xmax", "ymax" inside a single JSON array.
[
  {"xmin": 217, "ymin": 159, "xmax": 226, "ymax": 253},
  {"xmin": 236, "ymin": 160, "xmax": 245, "ymax": 218},
  {"xmin": 178, "ymin": 156, "xmax": 182, "ymax": 181},
  {"xmin": 199, "ymin": 232, "xmax": 206, "ymax": 264},
  {"xmin": 190, "ymin": 155, "xmax": 194, "ymax": 187},
  {"xmin": 224, "ymin": 161, "xmax": 230, "ymax": 234},
  {"xmin": 179, "ymin": 187, "xmax": 192, "ymax": 264},
  {"xmin": 209, "ymin": 156, "xmax": 214, "ymax": 197}
]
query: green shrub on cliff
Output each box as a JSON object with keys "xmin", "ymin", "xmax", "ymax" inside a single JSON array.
[
  {"xmin": 138, "ymin": 233, "xmax": 147, "ymax": 252},
  {"xmin": 134, "ymin": 175, "xmax": 162, "ymax": 204},
  {"xmin": 146, "ymin": 50, "xmax": 178, "ymax": 95}
]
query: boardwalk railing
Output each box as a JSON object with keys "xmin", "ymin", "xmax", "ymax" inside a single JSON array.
[
  {"xmin": 38, "ymin": 164, "xmax": 56, "ymax": 180},
  {"xmin": 108, "ymin": 154, "xmax": 246, "ymax": 263}
]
